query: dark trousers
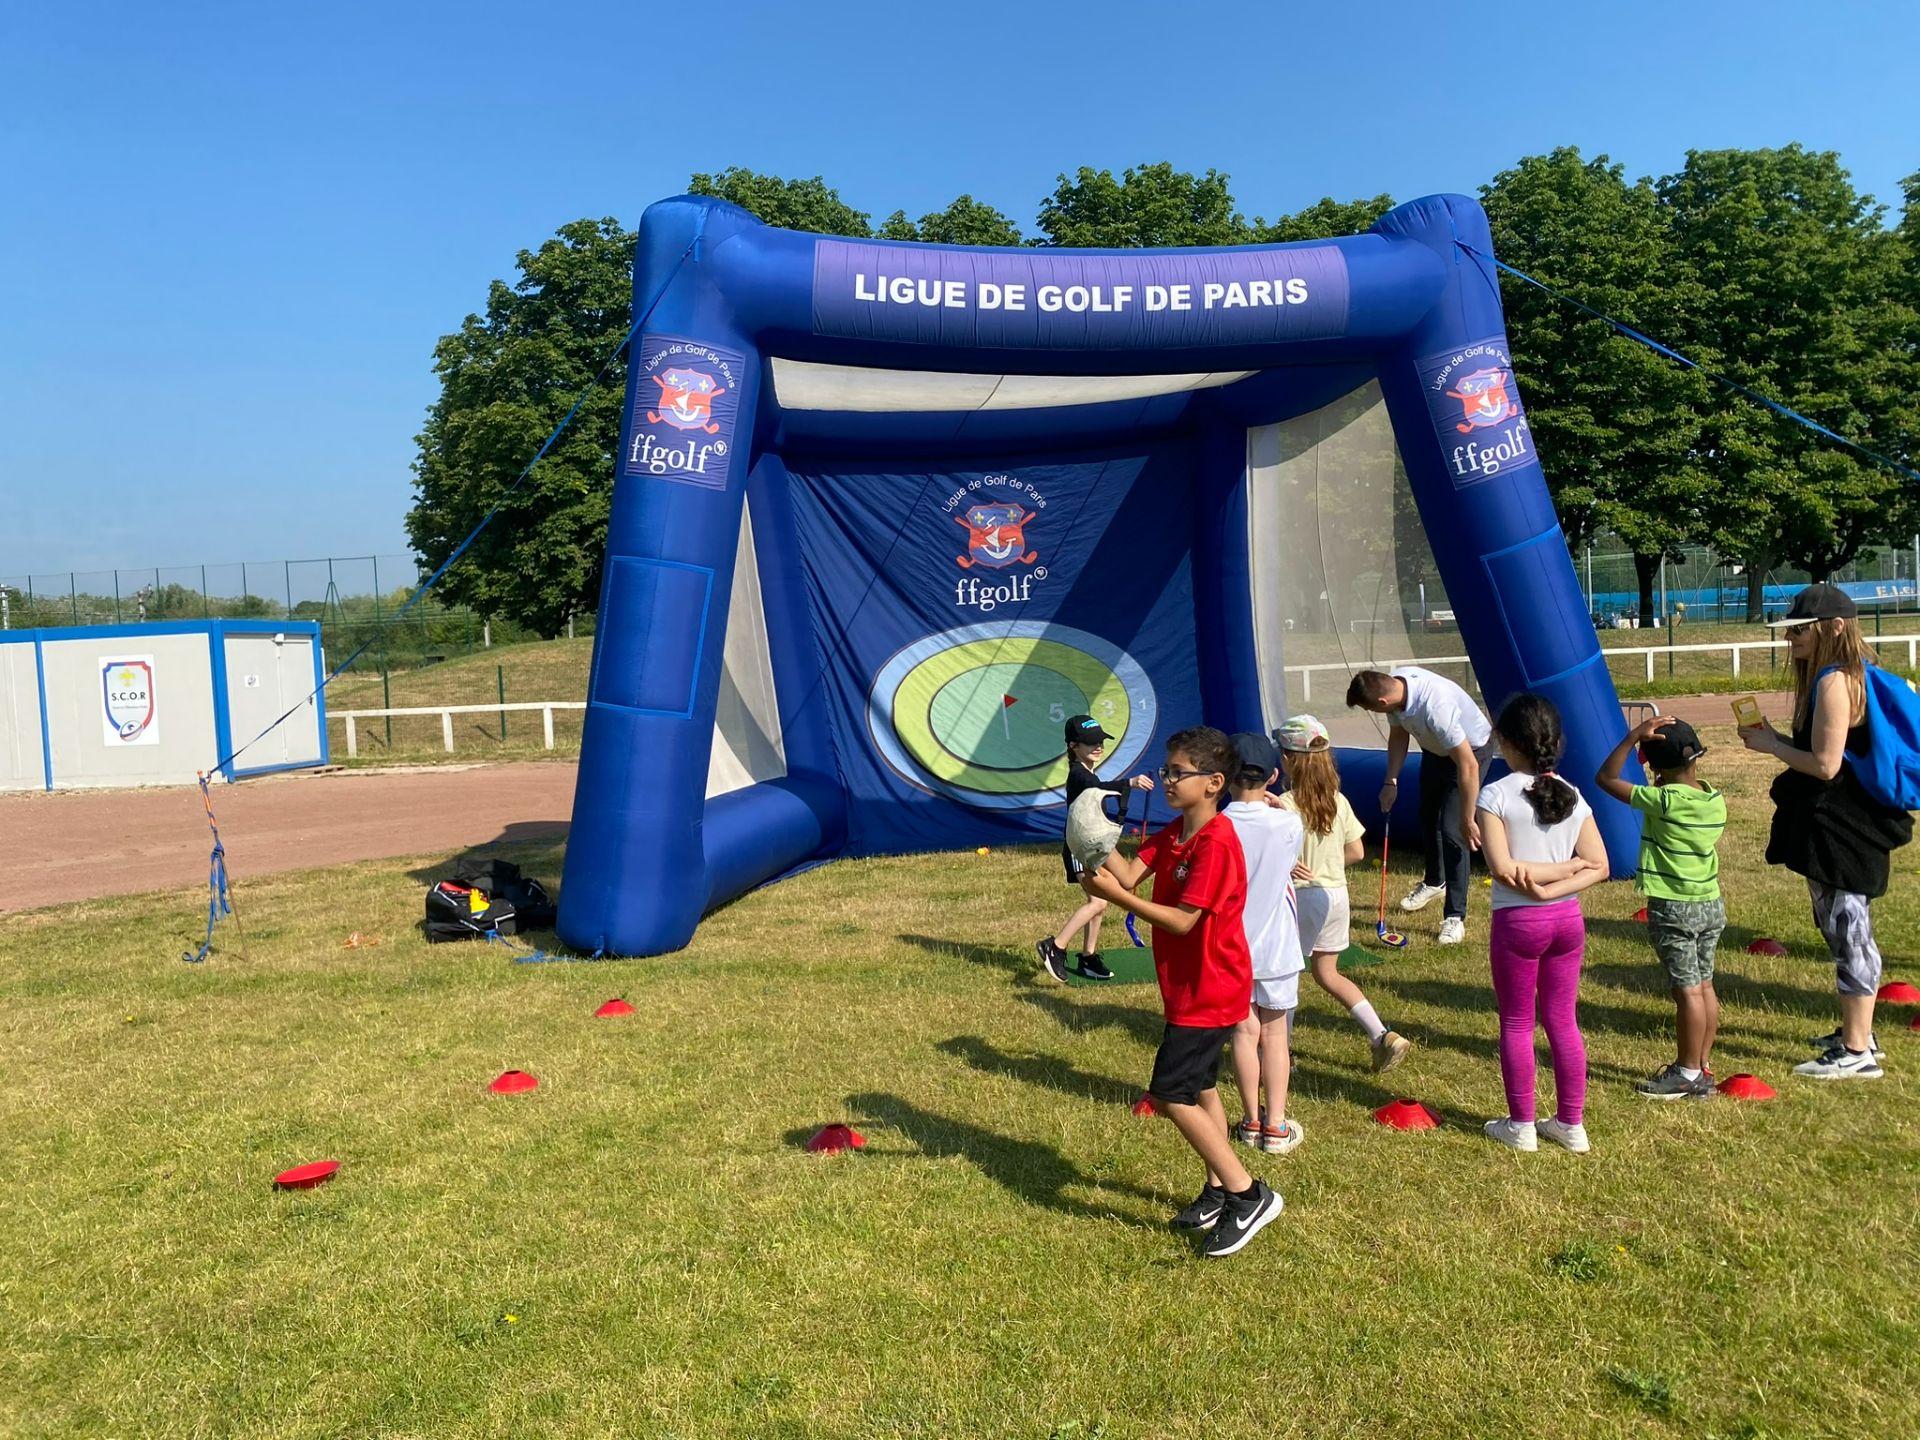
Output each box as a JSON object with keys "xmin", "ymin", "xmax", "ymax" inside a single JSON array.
[{"xmin": 1418, "ymin": 751, "xmax": 1472, "ymax": 920}]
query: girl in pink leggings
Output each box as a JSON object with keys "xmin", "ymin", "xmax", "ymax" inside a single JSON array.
[{"xmin": 1474, "ymin": 694, "xmax": 1611, "ymax": 1154}]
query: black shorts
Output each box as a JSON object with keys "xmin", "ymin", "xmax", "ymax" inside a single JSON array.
[
  {"xmin": 1149, "ymin": 1022, "xmax": 1237, "ymax": 1107},
  {"xmin": 1062, "ymin": 844, "xmax": 1085, "ymax": 885}
]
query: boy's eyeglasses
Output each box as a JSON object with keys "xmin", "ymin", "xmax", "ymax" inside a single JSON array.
[{"xmin": 1158, "ymin": 766, "xmax": 1218, "ymax": 784}]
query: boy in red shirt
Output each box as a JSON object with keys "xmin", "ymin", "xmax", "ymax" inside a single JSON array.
[{"xmin": 1082, "ymin": 725, "xmax": 1284, "ymax": 1257}]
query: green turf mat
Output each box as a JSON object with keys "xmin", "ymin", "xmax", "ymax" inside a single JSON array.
[
  {"xmin": 1059, "ymin": 941, "xmax": 1385, "ymax": 984},
  {"xmin": 1058, "ymin": 945, "xmax": 1157, "ymax": 985}
]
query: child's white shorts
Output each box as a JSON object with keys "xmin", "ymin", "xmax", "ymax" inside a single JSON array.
[
  {"xmin": 1295, "ymin": 886, "xmax": 1351, "ymax": 956},
  {"xmin": 1253, "ymin": 971, "xmax": 1301, "ymax": 1012}
]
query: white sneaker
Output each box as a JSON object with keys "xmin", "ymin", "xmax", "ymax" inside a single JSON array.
[
  {"xmin": 1793, "ymin": 1045, "xmax": 1884, "ymax": 1080},
  {"xmin": 1537, "ymin": 1117, "xmax": 1591, "ymax": 1153},
  {"xmin": 1400, "ymin": 881, "xmax": 1447, "ymax": 912},
  {"xmin": 1483, "ymin": 1117, "xmax": 1537, "ymax": 1151},
  {"xmin": 1437, "ymin": 916, "xmax": 1466, "ymax": 945}
]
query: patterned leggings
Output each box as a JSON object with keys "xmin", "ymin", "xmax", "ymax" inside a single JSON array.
[{"xmin": 1808, "ymin": 881, "xmax": 1883, "ymax": 998}]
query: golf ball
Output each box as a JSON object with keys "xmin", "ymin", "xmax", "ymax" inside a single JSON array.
[{"xmin": 976, "ymin": 846, "xmax": 990, "ymax": 856}]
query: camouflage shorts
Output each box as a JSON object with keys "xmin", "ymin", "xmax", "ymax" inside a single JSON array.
[{"xmin": 1646, "ymin": 896, "xmax": 1725, "ymax": 989}]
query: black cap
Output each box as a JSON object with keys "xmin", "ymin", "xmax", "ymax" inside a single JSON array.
[
  {"xmin": 1064, "ymin": 714, "xmax": 1112, "ymax": 744},
  {"xmin": 1769, "ymin": 582, "xmax": 1858, "ymax": 628},
  {"xmin": 1641, "ymin": 719, "xmax": 1707, "ymax": 771},
  {"xmin": 1228, "ymin": 731, "xmax": 1280, "ymax": 779}
]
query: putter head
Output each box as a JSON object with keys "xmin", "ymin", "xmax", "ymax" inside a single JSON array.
[{"xmin": 1376, "ymin": 920, "xmax": 1410, "ymax": 949}]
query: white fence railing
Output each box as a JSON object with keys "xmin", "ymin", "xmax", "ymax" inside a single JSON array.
[
  {"xmin": 1288, "ymin": 634, "xmax": 1920, "ymax": 701},
  {"xmin": 329, "ymin": 702, "xmax": 586, "ymax": 756}
]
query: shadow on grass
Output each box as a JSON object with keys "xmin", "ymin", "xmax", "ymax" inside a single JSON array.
[
  {"xmin": 897, "ymin": 932, "xmax": 1033, "ymax": 979},
  {"xmin": 845, "ymin": 1091, "xmax": 1165, "ymax": 1225},
  {"xmin": 1583, "ymin": 959, "xmax": 1836, "ymax": 1027},
  {"xmin": 1014, "ymin": 986, "xmax": 1161, "ymax": 1046},
  {"xmin": 935, "ymin": 1035, "xmax": 1138, "ymax": 1105}
]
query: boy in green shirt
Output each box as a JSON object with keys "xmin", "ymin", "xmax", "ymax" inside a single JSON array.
[{"xmin": 1597, "ymin": 716, "xmax": 1728, "ymax": 1100}]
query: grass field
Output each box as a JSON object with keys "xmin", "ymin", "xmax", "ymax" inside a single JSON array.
[{"xmin": 5, "ymin": 736, "xmax": 1917, "ymax": 1438}]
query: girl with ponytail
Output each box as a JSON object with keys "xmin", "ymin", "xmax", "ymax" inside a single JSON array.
[{"xmin": 1474, "ymin": 693, "xmax": 1610, "ymax": 1154}]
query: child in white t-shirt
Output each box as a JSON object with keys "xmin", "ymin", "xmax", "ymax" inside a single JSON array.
[
  {"xmin": 1222, "ymin": 732, "xmax": 1307, "ymax": 1154},
  {"xmin": 1274, "ymin": 715, "xmax": 1412, "ymax": 1073},
  {"xmin": 1474, "ymin": 694, "xmax": 1610, "ymax": 1155}
]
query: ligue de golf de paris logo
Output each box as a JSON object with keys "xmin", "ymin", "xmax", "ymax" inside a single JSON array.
[
  {"xmin": 625, "ymin": 335, "xmax": 744, "ymax": 491},
  {"xmin": 647, "ymin": 366, "xmax": 725, "ymax": 434},
  {"xmin": 102, "ymin": 659, "xmax": 155, "ymax": 741},
  {"xmin": 1444, "ymin": 366, "xmax": 1515, "ymax": 432},
  {"xmin": 954, "ymin": 501, "xmax": 1038, "ymax": 570}
]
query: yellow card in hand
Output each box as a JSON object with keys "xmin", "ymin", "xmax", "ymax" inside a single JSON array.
[{"xmin": 1732, "ymin": 695, "xmax": 1763, "ymax": 728}]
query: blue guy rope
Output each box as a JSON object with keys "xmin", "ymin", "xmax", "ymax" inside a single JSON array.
[
  {"xmin": 179, "ymin": 239, "xmax": 697, "ymax": 962},
  {"xmin": 1456, "ymin": 241, "xmax": 1920, "ymax": 486},
  {"xmin": 183, "ymin": 774, "xmax": 243, "ymax": 963}
]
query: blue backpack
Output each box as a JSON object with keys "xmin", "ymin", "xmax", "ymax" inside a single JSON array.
[{"xmin": 1820, "ymin": 664, "xmax": 1920, "ymax": 812}]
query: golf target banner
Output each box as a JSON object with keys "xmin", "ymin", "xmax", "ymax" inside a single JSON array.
[
  {"xmin": 101, "ymin": 655, "xmax": 159, "ymax": 745},
  {"xmin": 787, "ymin": 444, "xmax": 1201, "ymax": 855}
]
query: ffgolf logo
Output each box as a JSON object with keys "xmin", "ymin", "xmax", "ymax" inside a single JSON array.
[
  {"xmin": 101, "ymin": 657, "xmax": 158, "ymax": 745},
  {"xmin": 625, "ymin": 335, "xmax": 744, "ymax": 490},
  {"xmin": 953, "ymin": 501, "xmax": 1038, "ymax": 571},
  {"xmin": 940, "ymin": 475, "xmax": 1052, "ymax": 612},
  {"xmin": 1421, "ymin": 337, "xmax": 1538, "ymax": 487}
]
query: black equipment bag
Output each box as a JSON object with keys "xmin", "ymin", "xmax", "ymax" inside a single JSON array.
[{"xmin": 422, "ymin": 856, "xmax": 557, "ymax": 943}]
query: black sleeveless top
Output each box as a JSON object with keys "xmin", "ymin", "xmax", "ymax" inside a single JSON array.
[{"xmin": 1766, "ymin": 680, "xmax": 1912, "ymax": 897}]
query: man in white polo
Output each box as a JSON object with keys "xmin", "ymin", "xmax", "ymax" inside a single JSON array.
[{"xmin": 1345, "ymin": 666, "xmax": 1494, "ymax": 945}]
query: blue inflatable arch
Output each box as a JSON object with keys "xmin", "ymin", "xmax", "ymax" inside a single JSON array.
[{"xmin": 557, "ymin": 193, "xmax": 1639, "ymax": 958}]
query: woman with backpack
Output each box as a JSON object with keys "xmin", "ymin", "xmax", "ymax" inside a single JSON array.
[{"xmin": 1740, "ymin": 583, "xmax": 1913, "ymax": 1081}]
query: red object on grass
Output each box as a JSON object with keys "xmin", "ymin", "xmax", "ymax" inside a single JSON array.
[
  {"xmin": 274, "ymin": 1159, "xmax": 340, "ymax": 1190},
  {"xmin": 594, "ymin": 998, "xmax": 636, "ymax": 1017},
  {"xmin": 1631, "ymin": 907, "xmax": 1648, "ymax": 922},
  {"xmin": 1717, "ymin": 1073, "xmax": 1776, "ymax": 1101},
  {"xmin": 1372, "ymin": 1098, "xmax": 1440, "ymax": 1130},
  {"xmin": 1876, "ymin": 980, "xmax": 1920, "ymax": 1004},
  {"xmin": 805, "ymin": 1123, "xmax": 865, "ymax": 1153},
  {"xmin": 1910, "ymin": 1014, "xmax": 1920, "ymax": 1032},
  {"xmin": 1130, "ymin": 1093, "xmax": 1160, "ymax": 1117},
  {"xmin": 489, "ymin": 1070, "xmax": 539, "ymax": 1094},
  {"xmin": 1746, "ymin": 937, "xmax": 1788, "ymax": 956}
]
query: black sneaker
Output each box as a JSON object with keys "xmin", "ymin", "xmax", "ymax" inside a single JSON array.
[
  {"xmin": 1636, "ymin": 1063, "xmax": 1710, "ymax": 1101},
  {"xmin": 1170, "ymin": 1184, "xmax": 1227, "ymax": 1232},
  {"xmin": 1074, "ymin": 952, "xmax": 1115, "ymax": 980},
  {"xmin": 1201, "ymin": 1180, "xmax": 1284, "ymax": 1258},
  {"xmin": 1035, "ymin": 937, "xmax": 1070, "ymax": 984}
]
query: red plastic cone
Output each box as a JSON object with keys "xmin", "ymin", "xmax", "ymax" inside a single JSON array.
[
  {"xmin": 1875, "ymin": 980, "xmax": 1920, "ymax": 1004},
  {"xmin": 1746, "ymin": 937, "xmax": 1787, "ymax": 956},
  {"xmin": 1631, "ymin": 907, "xmax": 1648, "ymax": 922},
  {"xmin": 805, "ymin": 1123, "xmax": 865, "ymax": 1153},
  {"xmin": 1372, "ymin": 1098, "xmax": 1440, "ymax": 1130},
  {"xmin": 594, "ymin": 998, "xmax": 636, "ymax": 1017},
  {"xmin": 489, "ymin": 1070, "xmax": 538, "ymax": 1094},
  {"xmin": 1129, "ymin": 1093, "xmax": 1161, "ymax": 1117},
  {"xmin": 1717, "ymin": 1073, "xmax": 1776, "ymax": 1101},
  {"xmin": 274, "ymin": 1159, "xmax": 340, "ymax": 1190}
]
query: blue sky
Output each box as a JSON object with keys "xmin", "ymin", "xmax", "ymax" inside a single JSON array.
[{"xmin": 3, "ymin": 1, "xmax": 1915, "ymax": 578}]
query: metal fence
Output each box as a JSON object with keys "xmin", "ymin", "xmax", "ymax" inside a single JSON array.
[
  {"xmin": 1574, "ymin": 532, "xmax": 1920, "ymax": 624},
  {"xmin": 0, "ymin": 555, "xmax": 585, "ymax": 670}
]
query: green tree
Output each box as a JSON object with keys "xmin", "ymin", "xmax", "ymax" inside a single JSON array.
[
  {"xmin": 877, "ymin": 194, "xmax": 1024, "ymax": 246},
  {"xmin": 1254, "ymin": 194, "xmax": 1394, "ymax": 243},
  {"xmin": 1035, "ymin": 162, "xmax": 1252, "ymax": 247},
  {"xmin": 408, "ymin": 218, "xmax": 636, "ymax": 637},
  {"xmin": 687, "ymin": 168, "xmax": 873, "ymax": 236},
  {"xmin": 1659, "ymin": 146, "xmax": 1917, "ymax": 612},
  {"xmin": 1483, "ymin": 149, "xmax": 1712, "ymax": 621}
]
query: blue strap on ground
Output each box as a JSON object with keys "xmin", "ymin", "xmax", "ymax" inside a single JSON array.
[
  {"xmin": 183, "ymin": 775, "xmax": 233, "ymax": 963},
  {"xmin": 1457, "ymin": 241, "xmax": 1920, "ymax": 486}
]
